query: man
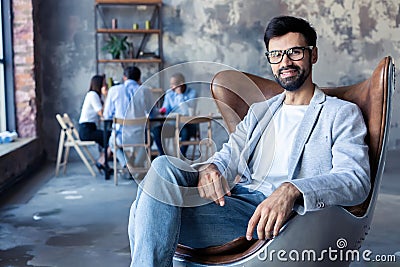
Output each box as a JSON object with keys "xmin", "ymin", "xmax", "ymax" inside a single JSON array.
[
  {"xmin": 152, "ymin": 73, "xmax": 197, "ymax": 157},
  {"xmin": 103, "ymin": 66, "xmax": 152, "ymax": 172},
  {"xmin": 128, "ymin": 16, "xmax": 371, "ymax": 266}
]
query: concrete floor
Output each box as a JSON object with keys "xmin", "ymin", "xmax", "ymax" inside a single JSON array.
[
  {"xmin": 0, "ymin": 151, "xmax": 400, "ymax": 267},
  {"xmin": 0, "ymin": 161, "xmax": 137, "ymax": 267}
]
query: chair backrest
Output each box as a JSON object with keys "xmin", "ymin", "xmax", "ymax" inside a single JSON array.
[
  {"xmin": 113, "ymin": 117, "xmax": 148, "ymax": 127},
  {"xmin": 175, "ymin": 114, "xmax": 214, "ymax": 126},
  {"xmin": 56, "ymin": 113, "xmax": 68, "ymax": 131},
  {"xmin": 211, "ymin": 56, "xmax": 394, "ymax": 217},
  {"xmin": 62, "ymin": 113, "xmax": 82, "ymax": 141},
  {"xmin": 112, "ymin": 117, "xmax": 151, "ymax": 146},
  {"xmin": 56, "ymin": 113, "xmax": 80, "ymax": 142}
]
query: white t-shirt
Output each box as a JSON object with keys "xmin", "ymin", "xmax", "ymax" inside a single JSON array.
[
  {"xmin": 247, "ymin": 103, "xmax": 308, "ymax": 196},
  {"xmin": 79, "ymin": 91, "xmax": 103, "ymax": 124}
]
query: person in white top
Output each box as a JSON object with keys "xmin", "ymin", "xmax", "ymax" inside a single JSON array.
[{"xmin": 78, "ymin": 74, "xmax": 110, "ymax": 170}]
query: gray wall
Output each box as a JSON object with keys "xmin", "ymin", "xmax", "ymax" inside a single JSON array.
[{"xmin": 36, "ymin": 0, "xmax": 400, "ymax": 160}]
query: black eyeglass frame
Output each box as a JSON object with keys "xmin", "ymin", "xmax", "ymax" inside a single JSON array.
[{"xmin": 265, "ymin": 46, "xmax": 314, "ymax": 64}]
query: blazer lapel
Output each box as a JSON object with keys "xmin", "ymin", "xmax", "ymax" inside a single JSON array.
[
  {"xmin": 247, "ymin": 93, "xmax": 285, "ymax": 156},
  {"xmin": 241, "ymin": 93, "xmax": 284, "ymax": 177},
  {"xmin": 288, "ymin": 87, "xmax": 325, "ymax": 179}
]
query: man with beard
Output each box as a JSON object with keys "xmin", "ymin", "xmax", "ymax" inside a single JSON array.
[{"xmin": 128, "ymin": 16, "xmax": 370, "ymax": 267}]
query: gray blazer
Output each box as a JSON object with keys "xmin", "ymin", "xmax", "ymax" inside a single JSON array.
[{"xmin": 201, "ymin": 86, "xmax": 371, "ymax": 214}]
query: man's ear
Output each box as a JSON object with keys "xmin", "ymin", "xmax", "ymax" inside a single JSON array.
[{"xmin": 311, "ymin": 47, "xmax": 318, "ymax": 64}]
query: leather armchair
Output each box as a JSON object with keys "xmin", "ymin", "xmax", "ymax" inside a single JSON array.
[{"xmin": 174, "ymin": 56, "xmax": 395, "ymax": 266}]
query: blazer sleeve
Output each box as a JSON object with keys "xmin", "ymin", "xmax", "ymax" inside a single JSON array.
[
  {"xmin": 290, "ymin": 103, "xmax": 371, "ymax": 214},
  {"xmin": 193, "ymin": 104, "xmax": 258, "ymax": 182}
]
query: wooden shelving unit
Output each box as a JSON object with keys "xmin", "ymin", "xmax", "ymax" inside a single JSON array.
[
  {"xmin": 94, "ymin": 0, "xmax": 163, "ymax": 72},
  {"xmin": 95, "ymin": 0, "xmax": 161, "ymax": 4},
  {"xmin": 97, "ymin": 28, "xmax": 161, "ymax": 34},
  {"xmin": 98, "ymin": 58, "xmax": 162, "ymax": 63}
]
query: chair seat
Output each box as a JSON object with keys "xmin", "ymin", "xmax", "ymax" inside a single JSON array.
[
  {"xmin": 175, "ymin": 237, "xmax": 266, "ymax": 265},
  {"xmin": 64, "ymin": 140, "xmax": 97, "ymax": 147}
]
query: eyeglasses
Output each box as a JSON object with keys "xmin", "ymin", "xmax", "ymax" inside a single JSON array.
[{"xmin": 265, "ymin": 46, "xmax": 314, "ymax": 64}]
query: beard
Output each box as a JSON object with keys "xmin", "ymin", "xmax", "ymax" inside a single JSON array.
[{"xmin": 274, "ymin": 64, "xmax": 310, "ymax": 92}]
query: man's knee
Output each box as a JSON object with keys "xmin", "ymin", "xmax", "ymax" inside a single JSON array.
[
  {"xmin": 151, "ymin": 156, "xmax": 188, "ymax": 177},
  {"xmin": 145, "ymin": 155, "xmax": 197, "ymax": 187},
  {"xmin": 150, "ymin": 155, "xmax": 173, "ymax": 172}
]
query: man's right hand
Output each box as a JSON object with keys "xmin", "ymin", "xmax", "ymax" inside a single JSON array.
[{"xmin": 197, "ymin": 164, "xmax": 231, "ymax": 206}]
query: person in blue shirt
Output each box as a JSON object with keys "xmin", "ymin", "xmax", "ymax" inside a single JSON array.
[
  {"xmin": 152, "ymin": 73, "xmax": 197, "ymax": 157},
  {"xmin": 103, "ymin": 66, "xmax": 153, "ymax": 173}
]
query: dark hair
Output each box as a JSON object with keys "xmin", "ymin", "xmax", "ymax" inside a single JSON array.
[
  {"xmin": 264, "ymin": 16, "xmax": 317, "ymax": 50},
  {"xmin": 89, "ymin": 75, "xmax": 105, "ymax": 97},
  {"xmin": 124, "ymin": 66, "xmax": 141, "ymax": 82}
]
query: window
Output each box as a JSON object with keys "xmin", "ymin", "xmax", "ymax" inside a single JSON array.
[
  {"xmin": 0, "ymin": 0, "xmax": 15, "ymax": 132},
  {"xmin": 0, "ymin": 2, "xmax": 6, "ymax": 131}
]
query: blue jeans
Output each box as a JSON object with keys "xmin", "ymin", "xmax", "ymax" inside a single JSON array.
[{"xmin": 128, "ymin": 156, "xmax": 266, "ymax": 267}]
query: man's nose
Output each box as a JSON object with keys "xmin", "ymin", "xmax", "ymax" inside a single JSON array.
[{"xmin": 281, "ymin": 52, "xmax": 293, "ymax": 65}]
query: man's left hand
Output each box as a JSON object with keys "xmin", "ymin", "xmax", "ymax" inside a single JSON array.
[
  {"xmin": 173, "ymin": 86, "xmax": 183, "ymax": 94},
  {"xmin": 246, "ymin": 182, "xmax": 301, "ymax": 240}
]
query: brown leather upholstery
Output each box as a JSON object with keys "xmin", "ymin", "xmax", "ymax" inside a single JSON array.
[
  {"xmin": 175, "ymin": 237, "xmax": 261, "ymax": 264},
  {"xmin": 175, "ymin": 57, "xmax": 392, "ymax": 265},
  {"xmin": 321, "ymin": 59, "xmax": 389, "ymax": 216},
  {"xmin": 210, "ymin": 71, "xmax": 283, "ymax": 133}
]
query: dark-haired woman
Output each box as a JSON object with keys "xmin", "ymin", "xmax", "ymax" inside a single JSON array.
[{"xmin": 78, "ymin": 75, "xmax": 111, "ymax": 171}]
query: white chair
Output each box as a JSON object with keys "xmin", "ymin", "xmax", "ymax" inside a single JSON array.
[
  {"xmin": 55, "ymin": 113, "xmax": 98, "ymax": 177},
  {"xmin": 112, "ymin": 117, "xmax": 152, "ymax": 185}
]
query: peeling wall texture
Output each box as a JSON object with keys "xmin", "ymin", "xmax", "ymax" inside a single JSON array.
[{"xmin": 34, "ymin": 0, "xmax": 400, "ymax": 159}]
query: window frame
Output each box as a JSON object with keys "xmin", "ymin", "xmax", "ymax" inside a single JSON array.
[{"xmin": 0, "ymin": 0, "xmax": 16, "ymax": 132}]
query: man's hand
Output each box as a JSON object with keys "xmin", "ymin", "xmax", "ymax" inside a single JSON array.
[
  {"xmin": 246, "ymin": 182, "xmax": 301, "ymax": 240},
  {"xmin": 197, "ymin": 164, "xmax": 231, "ymax": 206},
  {"xmin": 172, "ymin": 85, "xmax": 184, "ymax": 94}
]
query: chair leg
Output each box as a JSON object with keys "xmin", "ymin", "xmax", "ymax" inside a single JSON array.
[
  {"xmin": 205, "ymin": 142, "xmax": 210, "ymax": 161},
  {"xmin": 190, "ymin": 144, "xmax": 195, "ymax": 160},
  {"xmin": 62, "ymin": 146, "xmax": 70, "ymax": 175},
  {"xmin": 114, "ymin": 146, "xmax": 118, "ymax": 186},
  {"xmin": 145, "ymin": 147, "xmax": 151, "ymax": 169},
  {"xmin": 55, "ymin": 131, "xmax": 65, "ymax": 176},
  {"xmin": 83, "ymin": 146, "xmax": 96, "ymax": 165},
  {"xmin": 176, "ymin": 137, "xmax": 181, "ymax": 159},
  {"xmin": 73, "ymin": 144, "xmax": 96, "ymax": 177}
]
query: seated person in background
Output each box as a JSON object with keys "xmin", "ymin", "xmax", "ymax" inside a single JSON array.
[
  {"xmin": 152, "ymin": 73, "xmax": 197, "ymax": 157},
  {"xmin": 78, "ymin": 74, "xmax": 111, "ymax": 171},
  {"xmin": 103, "ymin": 66, "xmax": 153, "ymax": 174}
]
